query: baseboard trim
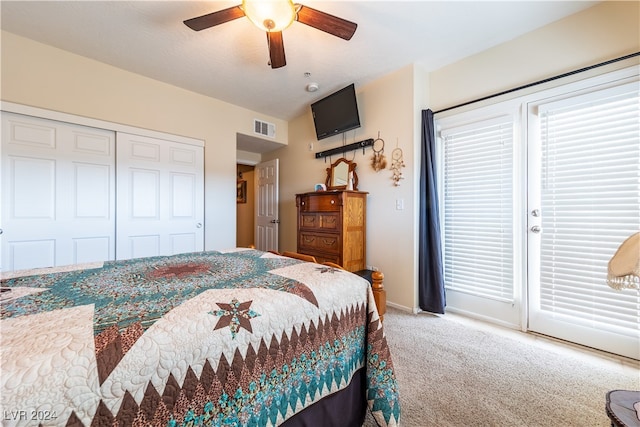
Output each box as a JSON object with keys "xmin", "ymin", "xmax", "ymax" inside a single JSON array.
[
  {"xmin": 386, "ymin": 301, "xmax": 419, "ymax": 314},
  {"xmin": 445, "ymin": 306, "xmax": 521, "ymax": 330}
]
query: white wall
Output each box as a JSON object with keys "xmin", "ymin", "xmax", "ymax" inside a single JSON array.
[{"xmin": 0, "ymin": 31, "xmax": 288, "ymax": 251}]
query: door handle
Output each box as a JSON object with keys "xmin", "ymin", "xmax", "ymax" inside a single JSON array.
[
  {"xmin": 531, "ymin": 225, "xmax": 541, "ymax": 233},
  {"xmin": 270, "ymin": 219, "xmax": 280, "ymax": 224}
]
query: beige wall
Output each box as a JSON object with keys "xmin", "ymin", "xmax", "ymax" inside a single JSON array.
[
  {"xmin": 264, "ymin": 65, "xmax": 422, "ymax": 309},
  {"xmin": 429, "ymin": 1, "xmax": 640, "ymax": 111},
  {"xmin": 267, "ymin": 0, "xmax": 639, "ymax": 312},
  {"xmin": 0, "ymin": 31, "xmax": 288, "ymax": 251}
]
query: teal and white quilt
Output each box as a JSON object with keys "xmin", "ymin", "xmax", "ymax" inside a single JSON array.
[{"xmin": 1, "ymin": 248, "xmax": 400, "ymax": 426}]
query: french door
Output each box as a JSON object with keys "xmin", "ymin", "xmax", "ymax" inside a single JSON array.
[
  {"xmin": 439, "ymin": 109, "xmax": 523, "ymax": 328},
  {"xmin": 527, "ymin": 80, "xmax": 640, "ymax": 359},
  {"xmin": 438, "ymin": 66, "xmax": 639, "ymax": 359}
]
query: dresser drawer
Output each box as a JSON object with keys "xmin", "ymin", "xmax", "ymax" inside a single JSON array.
[
  {"xmin": 299, "ymin": 232, "xmax": 340, "ymax": 254},
  {"xmin": 298, "ymin": 193, "xmax": 341, "ymax": 212},
  {"xmin": 300, "ymin": 212, "xmax": 340, "ymax": 231},
  {"xmin": 313, "ymin": 253, "xmax": 341, "ymax": 265}
]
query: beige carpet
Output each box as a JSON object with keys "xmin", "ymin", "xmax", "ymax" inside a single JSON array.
[{"xmin": 364, "ymin": 307, "xmax": 639, "ymax": 427}]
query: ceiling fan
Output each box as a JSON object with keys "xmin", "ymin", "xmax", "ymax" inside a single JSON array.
[{"xmin": 184, "ymin": 0, "xmax": 357, "ymax": 69}]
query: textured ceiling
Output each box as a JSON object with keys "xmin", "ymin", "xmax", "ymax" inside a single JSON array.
[{"xmin": 1, "ymin": 1, "xmax": 598, "ymax": 121}]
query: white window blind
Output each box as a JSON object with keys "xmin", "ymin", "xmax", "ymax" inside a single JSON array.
[
  {"xmin": 538, "ymin": 82, "xmax": 640, "ymax": 336},
  {"xmin": 442, "ymin": 117, "xmax": 514, "ymax": 301}
]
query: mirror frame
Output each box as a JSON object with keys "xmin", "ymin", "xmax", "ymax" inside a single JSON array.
[{"xmin": 325, "ymin": 157, "xmax": 358, "ymax": 191}]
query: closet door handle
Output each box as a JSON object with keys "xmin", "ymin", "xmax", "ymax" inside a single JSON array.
[{"xmin": 196, "ymin": 223, "xmax": 202, "ymax": 228}]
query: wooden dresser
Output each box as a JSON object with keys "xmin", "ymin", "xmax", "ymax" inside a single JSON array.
[{"xmin": 295, "ymin": 190, "xmax": 367, "ymax": 272}]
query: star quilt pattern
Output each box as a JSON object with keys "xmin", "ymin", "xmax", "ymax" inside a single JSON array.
[{"xmin": 0, "ymin": 249, "xmax": 400, "ymax": 426}]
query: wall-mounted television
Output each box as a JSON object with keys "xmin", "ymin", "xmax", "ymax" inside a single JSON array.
[{"xmin": 311, "ymin": 83, "xmax": 361, "ymax": 140}]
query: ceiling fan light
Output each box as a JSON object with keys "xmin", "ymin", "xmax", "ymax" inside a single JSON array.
[{"xmin": 242, "ymin": 0, "xmax": 296, "ymax": 32}]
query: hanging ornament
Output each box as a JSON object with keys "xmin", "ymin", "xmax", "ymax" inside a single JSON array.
[
  {"xmin": 371, "ymin": 132, "xmax": 387, "ymax": 172},
  {"xmin": 390, "ymin": 142, "xmax": 405, "ymax": 186}
]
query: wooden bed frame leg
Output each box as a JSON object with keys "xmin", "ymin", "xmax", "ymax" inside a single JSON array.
[{"xmin": 371, "ymin": 271, "xmax": 386, "ymax": 322}]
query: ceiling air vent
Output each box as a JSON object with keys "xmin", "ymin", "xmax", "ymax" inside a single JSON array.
[{"xmin": 254, "ymin": 119, "xmax": 276, "ymax": 138}]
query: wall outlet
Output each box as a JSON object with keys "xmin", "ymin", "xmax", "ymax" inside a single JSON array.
[{"xmin": 366, "ymin": 265, "xmax": 379, "ymax": 271}]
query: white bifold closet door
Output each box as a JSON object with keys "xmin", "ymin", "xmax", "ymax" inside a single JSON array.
[
  {"xmin": 115, "ymin": 132, "xmax": 204, "ymax": 260},
  {"xmin": 1, "ymin": 112, "xmax": 116, "ymax": 271}
]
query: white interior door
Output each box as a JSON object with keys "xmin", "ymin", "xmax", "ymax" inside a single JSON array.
[
  {"xmin": 1, "ymin": 112, "xmax": 115, "ymax": 271},
  {"xmin": 255, "ymin": 159, "xmax": 279, "ymax": 252},
  {"xmin": 116, "ymin": 132, "xmax": 204, "ymax": 260}
]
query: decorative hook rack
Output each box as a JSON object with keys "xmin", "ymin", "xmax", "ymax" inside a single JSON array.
[{"xmin": 315, "ymin": 138, "xmax": 375, "ymax": 159}]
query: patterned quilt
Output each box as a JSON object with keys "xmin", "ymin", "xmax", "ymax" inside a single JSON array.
[{"xmin": 0, "ymin": 248, "xmax": 400, "ymax": 427}]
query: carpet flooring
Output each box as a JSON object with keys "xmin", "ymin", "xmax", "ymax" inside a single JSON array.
[{"xmin": 364, "ymin": 307, "xmax": 639, "ymax": 427}]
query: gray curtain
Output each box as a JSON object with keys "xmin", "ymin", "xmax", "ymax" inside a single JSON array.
[{"xmin": 418, "ymin": 109, "xmax": 445, "ymax": 314}]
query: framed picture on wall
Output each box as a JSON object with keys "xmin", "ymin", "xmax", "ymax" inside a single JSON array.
[{"xmin": 237, "ymin": 180, "xmax": 247, "ymax": 203}]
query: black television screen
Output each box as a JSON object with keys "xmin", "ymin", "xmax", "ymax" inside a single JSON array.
[{"xmin": 311, "ymin": 83, "xmax": 361, "ymax": 140}]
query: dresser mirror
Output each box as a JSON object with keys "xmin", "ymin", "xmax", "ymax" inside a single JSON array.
[{"xmin": 325, "ymin": 157, "xmax": 358, "ymax": 190}]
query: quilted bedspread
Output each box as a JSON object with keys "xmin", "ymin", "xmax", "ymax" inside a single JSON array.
[{"xmin": 0, "ymin": 248, "xmax": 400, "ymax": 427}]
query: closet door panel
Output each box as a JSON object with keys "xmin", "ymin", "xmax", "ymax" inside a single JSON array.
[
  {"xmin": 73, "ymin": 237, "xmax": 111, "ymax": 264},
  {"xmin": 73, "ymin": 132, "xmax": 112, "ymax": 156},
  {"xmin": 9, "ymin": 119, "xmax": 56, "ymax": 149},
  {"xmin": 74, "ymin": 163, "xmax": 111, "ymax": 218},
  {"xmin": 116, "ymin": 132, "xmax": 204, "ymax": 260},
  {"xmin": 130, "ymin": 169, "xmax": 160, "ymax": 219},
  {"xmin": 129, "ymin": 235, "xmax": 161, "ymax": 259},
  {"xmin": 10, "ymin": 156, "xmax": 56, "ymax": 219},
  {"xmin": 9, "ymin": 240, "xmax": 56, "ymax": 271},
  {"xmin": 170, "ymin": 233, "xmax": 196, "ymax": 255},
  {"xmin": 170, "ymin": 173, "xmax": 196, "ymax": 218},
  {"xmin": 1, "ymin": 112, "xmax": 115, "ymax": 271}
]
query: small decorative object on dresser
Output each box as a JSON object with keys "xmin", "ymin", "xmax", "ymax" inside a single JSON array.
[
  {"xmin": 296, "ymin": 190, "xmax": 367, "ymax": 272},
  {"xmin": 326, "ymin": 157, "xmax": 358, "ymax": 190}
]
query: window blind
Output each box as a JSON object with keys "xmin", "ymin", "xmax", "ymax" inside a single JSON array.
[
  {"xmin": 442, "ymin": 117, "xmax": 514, "ymax": 301},
  {"xmin": 538, "ymin": 82, "xmax": 640, "ymax": 335}
]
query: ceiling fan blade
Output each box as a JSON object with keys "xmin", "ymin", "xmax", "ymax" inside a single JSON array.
[
  {"xmin": 267, "ymin": 31, "xmax": 286, "ymax": 69},
  {"xmin": 184, "ymin": 5, "xmax": 245, "ymax": 31},
  {"xmin": 295, "ymin": 5, "xmax": 357, "ymax": 40}
]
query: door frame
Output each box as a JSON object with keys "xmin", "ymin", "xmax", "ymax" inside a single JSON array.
[
  {"xmin": 435, "ymin": 65, "xmax": 639, "ymax": 357},
  {"xmin": 254, "ymin": 159, "xmax": 279, "ymax": 252},
  {"xmin": 1, "ymin": 102, "xmax": 204, "ymax": 148}
]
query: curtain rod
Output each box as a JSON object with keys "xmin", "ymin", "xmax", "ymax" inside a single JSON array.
[{"xmin": 433, "ymin": 52, "xmax": 640, "ymax": 115}]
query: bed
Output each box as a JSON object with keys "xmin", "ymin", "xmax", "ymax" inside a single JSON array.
[{"xmin": 0, "ymin": 248, "xmax": 400, "ymax": 427}]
